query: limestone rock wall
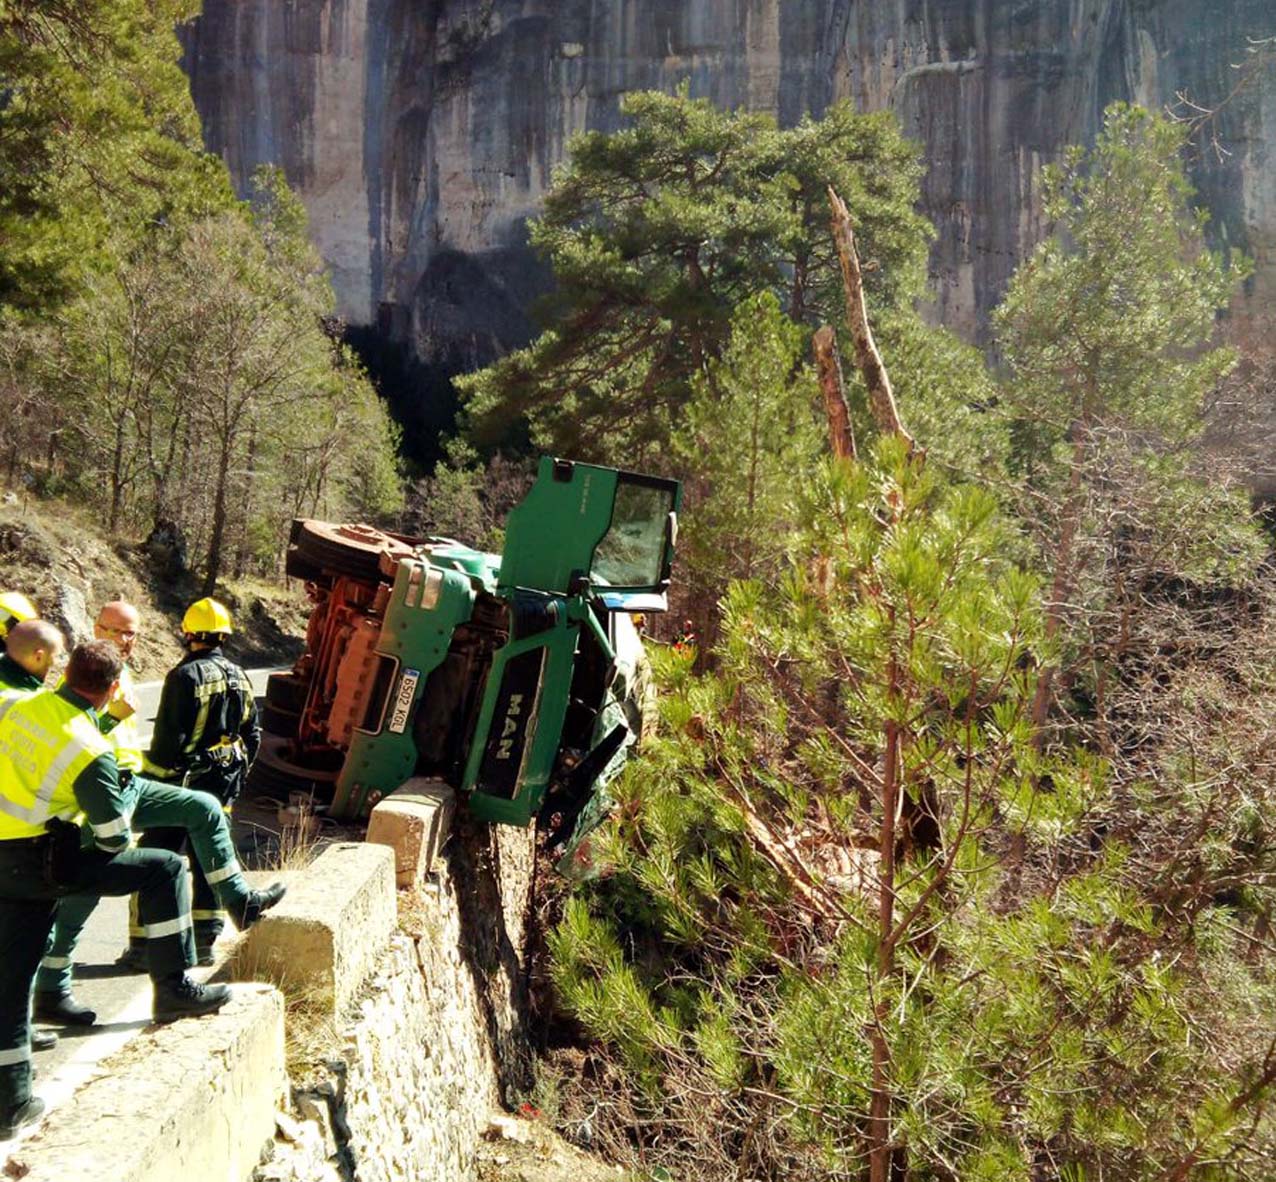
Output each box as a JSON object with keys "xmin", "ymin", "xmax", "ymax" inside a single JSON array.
[
  {"xmin": 180, "ymin": 0, "xmax": 1276, "ymax": 361},
  {"xmin": 257, "ymin": 823, "xmax": 535, "ymax": 1182}
]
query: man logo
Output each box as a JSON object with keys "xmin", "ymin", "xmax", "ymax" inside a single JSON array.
[{"xmin": 496, "ymin": 693, "xmax": 524, "ymax": 760}]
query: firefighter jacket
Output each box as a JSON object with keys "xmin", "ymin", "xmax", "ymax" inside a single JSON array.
[
  {"xmin": 0, "ymin": 686, "xmax": 133, "ymax": 850},
  {"xmin": 142, "ymin": 647, "xmax": 260, "ymax": 802}
]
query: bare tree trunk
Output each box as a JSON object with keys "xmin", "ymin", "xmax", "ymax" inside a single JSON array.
[
  {"xmin": 108, "ymin": 412, "xmax": 129, "ymax": 534},
  {"xmin": 202, "ymin": 439, "xmax": 232, "ymax": 596},
  {"xmin": 1030, "ymin": 427, "xmax": 1087, "ymax": 745},
  {"xmin": 813, "ymin": 326, "xmax": 857, "ymax": 461},
  {"xmin": 234, "ymin": 421, "xmax": 258, "ymax": 578},
  {"xmin": 868, "ymin": 624, "xmax": 901, "ymax": 1182},
  {"xmin": 827, "ymin": 187, "xmax": 916, "ymax": 452},
  {"xmin": 789, "ymin": 250, "xmax": 809, "ymax": 322}
]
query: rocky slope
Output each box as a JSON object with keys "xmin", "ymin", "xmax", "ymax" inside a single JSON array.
[
  {"xmin": 0, "ymin": 498, "xmax": 305, "ymax": 674},
  {"xmin": 180, "ymin": 0, "xmax": 1276, "ymax": 365}
]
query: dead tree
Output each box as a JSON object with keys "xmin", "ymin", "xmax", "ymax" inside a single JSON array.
[
  {"xmin": 827, "ymin": 186, "xmax": 917, "ymax": 453},
  {"xmin": 812, "ymin": 326, "xmax": 857, "ymax": 461}
]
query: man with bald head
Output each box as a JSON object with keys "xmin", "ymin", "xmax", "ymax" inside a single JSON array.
[
  {"xmin": 91, "ymin": 601, "xmax": 143, "ymax": 764},
  {"xmin": 0, "ymin": 620, "xmax": 64, "ymax": 694}
]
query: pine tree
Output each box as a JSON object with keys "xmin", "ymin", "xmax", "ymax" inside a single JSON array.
[
  {"xmin": 993, "ymin": 103, "xmax": 1255, "ymax": 740},
  {"xmin": 550, "ymin": 439, "xmax": 1276, "ymax": 1180},
  {"xmin": 459, "ymin": 90, "xmax": 930, "ymax": 466},
  {"xmin": 0, "ymin": 0, "xmax": 230, "ymax": 313},
  {"xmin": 672, "ymin": 291, "xmax": 823, "ymax": 623}
]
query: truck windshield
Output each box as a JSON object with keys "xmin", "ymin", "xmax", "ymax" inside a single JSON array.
[{"xmin": 591, "ymin": 478, "xmax": 675, "ymax": 590}]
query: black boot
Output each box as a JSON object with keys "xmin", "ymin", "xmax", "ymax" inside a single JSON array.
[
  {"xmin": 236, "ymin": 881, "xmax": 287, "ymax": 930},
  {"xmin": 0, "ymin": 1097, "xmax": 44, "ymax": 1139},
  {"xmin": 30, "ymin": 1030, "xmax": 57, "ymax": 1051},
  {"xmin": 116, "ymin": 944, "xmax": 147, "ymax": 972},
  {"xmin": 152, "ymin": 974, "xmax": 232, "ymax": 1023},
  {"xmin": 33, "ymin": 991, "xmax": 97, "ymax": 1027}
]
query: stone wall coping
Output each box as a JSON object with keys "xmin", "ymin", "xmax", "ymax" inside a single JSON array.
[
  {"xmin": 231, "ymin": 841, "xmax": 397, "ymax": 1016},
  {"xmin": 5, "ymin": 985, "xmax": 286, "ymax": 1182}
]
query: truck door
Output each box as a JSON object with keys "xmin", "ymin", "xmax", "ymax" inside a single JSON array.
[
  {"xmin": 497, "ymin": 458, "xmax": 680, "ymax": 604},
  {"xmin": 464, "ymin": 458, "xmax": 680, "ymax": 826}
]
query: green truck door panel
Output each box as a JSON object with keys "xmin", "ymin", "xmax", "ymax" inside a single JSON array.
[
  {"xmin": 464, "ymin": 618, "xmax": 580, "ymax": 826},
  {"xmin": 500, "ymin": 458, "xmax": 680, "ymax": 598},
  {"xmin": 331, "ymin": 560, "xmax": 476, "ymax": 818}
]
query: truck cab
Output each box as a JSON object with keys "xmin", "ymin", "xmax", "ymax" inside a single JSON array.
[{"xmin": 253, "ymin": 457, "xmax": 679, "ymax": 869}]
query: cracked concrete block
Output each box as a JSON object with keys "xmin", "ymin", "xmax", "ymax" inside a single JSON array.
[
  {"xmin": 365, "ymin": 779, "xmax": 456, "ymax": 888},
  {"xmin": 230, "ymin": 842, "xmax": 395, "ymax": 1015},
  {"xmin": 5, "ymin": 986, "xmax": 285, "ymax": 1182}
]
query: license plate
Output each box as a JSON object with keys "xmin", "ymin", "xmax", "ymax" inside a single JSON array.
[{"xmin": 388, "ymin": 668, "xmax": 420, "ymax": 734}]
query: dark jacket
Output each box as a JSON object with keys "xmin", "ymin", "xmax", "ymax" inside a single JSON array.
[
  {"xmin": 143, "ymin": 646, "xmax": 260, "ymax": 803},
  {"xmin": 0, "ymin": 654, "xmax": 42, "ymax": 694}
]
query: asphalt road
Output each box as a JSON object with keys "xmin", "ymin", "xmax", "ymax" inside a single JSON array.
[{"xmin": 10, "ymin": 668, "xmax": 285, "ymax": 1144}]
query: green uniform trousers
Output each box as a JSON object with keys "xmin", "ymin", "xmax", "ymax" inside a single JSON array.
[
  {"xmin": 0, "ymin": 838, "xmax": 192, "ymax": 1109},
  {"xmin": 36, "ymin": 778, "xmax": 252, "ymax": 995}
]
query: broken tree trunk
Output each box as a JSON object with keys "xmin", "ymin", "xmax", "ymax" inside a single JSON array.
[
  {"xmin": 812, "ymin": 326, "xmax": 857, "ymax": 461},
  {"xmin": 828, "ymin": 186, "xmax": 917, "ymax": 453}
]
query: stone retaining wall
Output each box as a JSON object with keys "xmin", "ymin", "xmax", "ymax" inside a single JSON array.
[{"xmin": 257, "ymin": 818, "xmax": 536, "ymax": 1182}]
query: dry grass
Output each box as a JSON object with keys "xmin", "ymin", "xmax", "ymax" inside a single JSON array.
[
  {"xmin": 230, "ymin": 936, "xmax": 344, "ymax": 1084},
  {"xmin": 229, "ymin": 810, "xmax": 341, "ymax": 1082}
]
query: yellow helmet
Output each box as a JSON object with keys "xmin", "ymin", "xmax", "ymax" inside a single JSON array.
[
  {"xmin": 0, "ymin": 591, "xmax": 37, "ymax": 638},
  {"xmin": 181, "ymin": 597, "xmax": 234, "ymax": 636}
]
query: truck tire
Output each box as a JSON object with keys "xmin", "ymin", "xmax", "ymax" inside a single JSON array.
[
  {"xmin": 287, "ymin": 520, "xmax": 414, "ymax": 583},
  {"xmin": 261, "ymin": 703, "xmax": 300, "ymax": 738},
  {"xmin": 265, "ymin": 673, "xmax": 310, "ymax": 713},
  {"xmin": 248, "ymin": 735, "xmax": 341, "ymax": 800},
  {"xmin": 248, "ymin": 758, "xmax": 333, "ymax": 802}
]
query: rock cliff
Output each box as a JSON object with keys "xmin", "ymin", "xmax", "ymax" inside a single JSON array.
[{"xmin": 180, "ymin": 0, "xmax": 1276, "ymax": 368}]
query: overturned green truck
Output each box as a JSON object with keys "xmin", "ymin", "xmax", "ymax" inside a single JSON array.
[{"xmin": 252, "ymin": 457, "xmax": 680, "ymax": 872}]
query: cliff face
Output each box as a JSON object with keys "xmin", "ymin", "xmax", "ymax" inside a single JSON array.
[{"xmin": 180, "ymin": 0, "xmax": 1276, "ymax": 366}]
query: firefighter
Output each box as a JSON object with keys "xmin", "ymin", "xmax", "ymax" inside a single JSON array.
[
  {"xmin": 0, "ymin": 642, "xmax": 232, "ymax": 1137},
  {"xmin": 0, "ymin": 592, "xmax": 36, "ymax": 653},
  {"xmin": 36, "ymin": 602, "xmax": 287, "ymax": 1015},
  {"xmin": 134, "ymin": 597, "xmax": 268, "ymax": 963}
]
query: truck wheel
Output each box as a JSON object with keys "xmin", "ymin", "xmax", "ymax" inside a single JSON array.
[
  {"xmin": 249, "ymin": 735, "xmax": 341, "ymax": 800},
  {"xmin": 287, "ymin": 520, "xmax": 415, "ymax": 583},
  {"xmin": 284, "ymin": 548, "xmax": 327, "ymax": 584},
  {"xmin": 255, "ymin": 735, "xmax": 342, "ymax": 780},
  {"xmin": 265, "ymin": 673, "xmax": 310, "ymax": 713},
  {"xmin": 261, "ymin": 703, "xmax": 300, "ymax": 738},
  {"xmin": 249, "ymin": 758, "xmax": 333, "ymax": 801}
]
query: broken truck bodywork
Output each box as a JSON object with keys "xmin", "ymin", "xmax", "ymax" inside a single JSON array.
[{"xmin": 253, "ymin": 457, "xmax": 678, "ymax": 868}]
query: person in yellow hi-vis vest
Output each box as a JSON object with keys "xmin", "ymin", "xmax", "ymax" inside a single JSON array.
[
  {"xmin": 0, "ymin": 642, "xmax": 233, "ymax": 1138},
  {"xmin": 34, "ymin": 602, "xmax": 286, "ymax": 1023}
]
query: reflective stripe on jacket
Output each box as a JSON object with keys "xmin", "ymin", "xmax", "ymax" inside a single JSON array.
[{"xmin": 144, "ymin": 648, "xmax": 259, "ymax": 781}]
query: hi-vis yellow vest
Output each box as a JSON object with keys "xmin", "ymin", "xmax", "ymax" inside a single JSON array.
[
  {"xmin": 109, "ymin": 665, "xmax": 143, "ymax": 774},
  {"xmin": 0, "ymin": 690, "xmax": 111, "ymax": 840},
  {"xmin": 53, "ymin": 665, "xmax": 142, "ymax": 772}
]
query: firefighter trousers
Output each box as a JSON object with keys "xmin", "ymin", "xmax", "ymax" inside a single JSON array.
[{"xmin": 0, "ymin": 839, "xmax": 192, "ymax": 1110}]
